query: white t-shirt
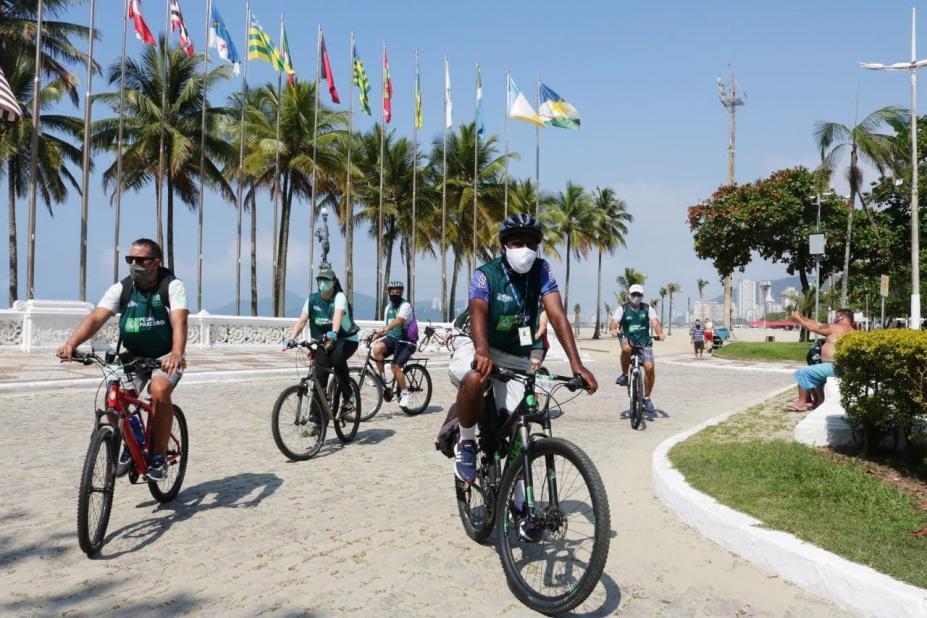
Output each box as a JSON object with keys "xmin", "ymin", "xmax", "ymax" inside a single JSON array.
[
  {"xmin": 611, "ymin": 302, "xmax": 657, "ymax": 323},
  {"xmin": 383, "ymin": 301, "xmax": 413, "ymax": 323},
  {"xmin": 97, "ymin": 279, "xmax": 189, "ymax": 314}
]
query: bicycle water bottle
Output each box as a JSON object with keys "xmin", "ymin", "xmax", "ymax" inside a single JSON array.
[{"xmin": 128, "ymin": 413, "xmax": 145, "ymax": 450}]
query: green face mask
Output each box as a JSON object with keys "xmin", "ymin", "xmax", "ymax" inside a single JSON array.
[
  {"xmin": 129, "ymin": 264, "xmax": 150, "ymax": 283},
  {"xmin": 318, "ymin": 280, "xmax": 334, "ymax": 294}
]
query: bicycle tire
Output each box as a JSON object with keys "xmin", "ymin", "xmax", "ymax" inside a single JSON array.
[
  {"xmin": 77, "ymin": 425, "xmax": 117, "ymax": 556},
  {"xmin": 496, "ymin": 437, "xmax": 610, "ymax": 615},
  {"xmin": 456, "ymin": 468, "xmax": 496, "ymax": 544},
  {"xmin": 350, "ymin": 367, "xmax": 383, "ymax": 422},
  {"xmin": 272, "ymin": 383, "xmax": 325, "ymax": 460},
  {"xmin": 147, "ymin": 405, "xmax": 189, "ymax": 503},
  {"xmin": 399, "ymin": 363, "xmax": 432, "ymax": 415},
  {"xmin": 630, "ymin": 369, "xmax": 644, "ymax": 430},
  {"xmin": 331, "ymin": 377, "xmax": 361, "ymax": 443},
  {"xmin": 417, "ymin": 336, "xmax": 430, "ymax": 353}
]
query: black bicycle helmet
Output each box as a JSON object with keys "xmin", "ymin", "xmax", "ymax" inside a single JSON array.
[{"xmin": 499, "ymin": 213, "xmax": 543, "ymax": 245}]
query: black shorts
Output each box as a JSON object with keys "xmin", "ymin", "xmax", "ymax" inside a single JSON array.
[
  {"xmin": 694, "ymin": 340, "xmax": 704, "ymax": 351},
  {"xmin": 383, "ymin": 336, "xmax": 415, "ymax": 368}
]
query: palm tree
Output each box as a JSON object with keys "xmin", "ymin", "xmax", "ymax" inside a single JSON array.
[
  {"xmin": 544, "ymin": 181, "xmax": 595, "ymax": 310},
  {"xmin": 814, "ymin": 106, "xmax": 907, "ymax": 305},
  {"xmin": 590, "ymin": 187, "xmax": 631, "ymax": 339},
  {"xmin": 696, "ymin": 277, "xmax": 709, "ymax": 319},
  {"xmin": 658, "ymin": 286, "xmax": 668, "ymax": 325},
  {"xmin": 93, "ymin": 40, "xmax": 235, "ymax": 271},
  {"xmin": 0, "ymin": 50, "xmax": 82, "ymax": 304},
  {"xmin": 666, "ymin": 282, "xmax": 681, "ymax": 334},
  {"xmin": 615, "ymin": 267, "xmax": 647, "ymax": 304}
]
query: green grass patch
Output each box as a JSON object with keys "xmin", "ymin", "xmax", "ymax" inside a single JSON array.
[
  {"xmin": 714, "ymin": 341, "xmax": 809, "ymax": 362},
  {"xmin": 670, "ymin": 401, "xmax": 927, "ymax": 589}
]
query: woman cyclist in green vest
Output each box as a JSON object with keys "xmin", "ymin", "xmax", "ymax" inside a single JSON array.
[
  {"xmin": 371, "ymin": 280, "xmax": 416, "ymax": 408},
  {"xmin": 286, "ymin": 267, "xmax": 359, "ymax": 410},
  {"xmin": 609, "ymin": 283, "xmax": 665, "ymax": 415}
]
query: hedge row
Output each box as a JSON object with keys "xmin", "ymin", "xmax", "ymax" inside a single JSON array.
[{"xmin": 834, "ymin": 330, "xmax": 927, "ymax": 456}]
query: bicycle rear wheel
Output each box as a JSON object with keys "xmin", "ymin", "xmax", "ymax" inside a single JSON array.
[
  {"xmin": 148, "ymin": 405, "xmax": 189, "ymax": 503},
  {"xmin": 349, "ymin": 367, "xmax": 383, "ymax": 422},
  {"xmin": 272, "ymin": 383, "xmax": 325, "ymax": 460},
  {"xmin": 400, "ymin": 363, "xmax": 432, "ymax": 415},
  {"xmin": 77, "ymin": 425, "xmax": 117, "ymax": 556},
  {"xmin": 496, "ymin": 437, "xmax": 610, "ymax": 615},
  {"xmin": 630, "ymin": 369, "xmax": 644, "ymax": 430},
  {"xmin": 331, "ymin": 377, "xmax": 361, "ymax": 443}
]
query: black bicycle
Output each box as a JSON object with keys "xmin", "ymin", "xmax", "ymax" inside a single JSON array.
[
  {"xmin": 452, "ymin": 366, "xmax": 610, "ymax": 615},
  {"xmin": 349, "ymin": 333, "xmax": 433, "ymax": 420},
  {"xmin": 625, "ymin": 343, "xmax": 647, "ymax": 430},
  {"xmin": 271, "ymin": 339, "xmax": 362, "ymax": 460}
]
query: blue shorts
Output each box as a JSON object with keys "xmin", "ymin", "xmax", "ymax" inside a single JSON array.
[
  {"xmin": 382, "ymin": 336, "xmax": 415, "ymax": 368},
  {"xmin": 794, "ymin": 362, "xmax": 834, "ymax": 391}
]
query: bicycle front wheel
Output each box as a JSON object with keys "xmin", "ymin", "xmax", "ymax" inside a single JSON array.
[
  {"xmin": 496, "ymin": 437, "xmax": 611, "ymax": 616},
  {"xmin": 77, "ymin": 425, "xmax": 117, "ymax": 556},
  {"xmin": 272, "ymin": 383, "xmax": 325, "ymax": 460},
  {"xmin": 349, "ymin": 367, "xmax": 383, "ymax": 422},
  {"xmin": 630, "ymin": 369, "xmax": 644, "ymax": 430},
  {"xmin": 148, "ymin": 405, "xmax": 189, "ymax": 503},
  {"xmin": 331, "ymin": 377, "xmax": 361, "ymax": 443},
  {"xmin": 400, "ymin": 363, "xmax": 432, "ymax": 415}
]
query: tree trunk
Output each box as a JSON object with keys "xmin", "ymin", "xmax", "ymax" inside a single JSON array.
[
  {"xmin": 8, "ymin": 160, "xmax": 17, "ymax": 305},
  {"xmin": 798, "ymin": 265, "xmax": 811, "ymax": 342},
  {"xmin": 166, "ymin": 175, "xmax": 175, "ymax": 271},
  {"xmin": 564, "ymin": 236, "xmax": 571, "ymax": 311},
  {"xmin": 841, "ymin": 149, "xmax": 858, "ymax": 308},
  {"xmin": 383, "ymin": 215, "xmax": 395, "ymax": 310},
  {"xmin": 345, "ymin": 195, "xmax": 354, "ymax": 306},
  {"xmin": 404, "ymin": 235, "xmax": 412, "ymax": 298},
  {"xmin": 668, "ymin": 294, "xmax": 674, "ymax": 334},
  {"xmin": 660, "ymin": 296, "xmax": 665, "ymax": 325},
  {"xmin": 449, "ymin": 249, "xmax": 461, "ymax": 318},
  {"xmin": 275, "ymin": 173, "xmax": 292, "ymax": 316},
  {"xmin": 250, "ymin": 187, "xmax": 257, "ymax": 316},
  {"xmin": 592, "ymin": 248, "xmax": 602, "ymax": 339}
]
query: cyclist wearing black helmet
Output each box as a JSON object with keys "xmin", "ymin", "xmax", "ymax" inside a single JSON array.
[
  {"xmin": 449, "ymin": 214, "xmax": 598, "ymax": 487},
  {"xmin": 372, "ymin": 280, "xmax": 418, "ymax": 408}
]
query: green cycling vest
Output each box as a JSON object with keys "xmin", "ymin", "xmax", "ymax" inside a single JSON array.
[
  {"xmin": 306, "ymin": 292, "xmax": 356, "ymax": 340},
  {"xmin": 476, "ymin": 257, "xmax": 543, "ymax": 357},
  {"xmin": 620, "ymin": 303, "xmax": 652, "ymax": 347},
  {"xmin": 118, "ymin": 284, "xmax": 173, "ymax": 358},
  {"xmin": 386, "ymin": 299, "xmax": 408, "ymax": 340}
]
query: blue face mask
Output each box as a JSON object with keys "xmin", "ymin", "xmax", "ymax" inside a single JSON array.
[{"xmin": 318, "ymin": 280, "xmax": 334, "ymax": 294}]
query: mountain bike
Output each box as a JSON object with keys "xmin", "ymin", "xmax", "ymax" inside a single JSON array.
[
  {"xmin": 417, "ymin": 323, "xmax": 456, "ymax": 352},
  {"xmin": 348, "ymin": 334, "xmax": 433, "ymax": 420},
  {"xmin": 66, "ymin": 351, "xmax": 188, "ymax": 556},
  {"xmin": 453, "ymin": 366, "xmax": 610, "ymax": 615},
  {"xmin": 271, "ymin": 339, "xmax": 362, "ymax": 460},
  {"xmin": 626, "ymin": 343, "xmax": 646, "ymax": 430}
]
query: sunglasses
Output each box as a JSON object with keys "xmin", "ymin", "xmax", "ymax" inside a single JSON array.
[
  {"xmin": 125, "ymin": 255, "xmax": 156, "ymax": 265},
  {"xmin": 505, "ymin": 240, "xmax": 539, "ymax": 251}
]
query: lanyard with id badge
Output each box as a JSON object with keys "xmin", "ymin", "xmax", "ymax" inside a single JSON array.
[{"xmin": 500, "ymin": 269, "xmax": 534, "ymax": 347}]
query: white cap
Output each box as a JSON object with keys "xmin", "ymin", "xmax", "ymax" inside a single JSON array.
[{"xmin": 629, "ymin": 284, "xmax": 644, "ymax": 295}]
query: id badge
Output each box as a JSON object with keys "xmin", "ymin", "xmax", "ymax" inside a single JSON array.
[{"xmin": 518, "ymin": 326, "xmax": 532, "ymax": 346}]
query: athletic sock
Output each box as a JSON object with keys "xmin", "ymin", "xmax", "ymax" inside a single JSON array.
[
  {"xmin": 459, "ymin": 423, "xmax": 476, "ymax": 443},
  {"xmin": 514, "ymin": 479, "xmax": 526, "ymax": 511}
]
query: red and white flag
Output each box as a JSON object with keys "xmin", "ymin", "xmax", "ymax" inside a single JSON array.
[
  {"xmin": 169, "ymin": 1, "xmax": 194, "ymax": 56},
  {"xmin": 0, "ymin": 66, "xmax": 23, "ymax": 123},
  {"xmin": 128, "ymin": 0, "xmax": 156, "ymax": 46}
]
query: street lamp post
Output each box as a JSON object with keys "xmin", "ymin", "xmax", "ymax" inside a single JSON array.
[{"xmin": 860, "ymin": 6, "xmax": 924, "ymax": 329}]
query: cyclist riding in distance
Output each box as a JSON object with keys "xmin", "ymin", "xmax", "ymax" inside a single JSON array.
[
  {"xmin": 371, "ymin": 280, "xmax": 417, "ymax": 408},
  {"xmin": 285, "ymin": 266, "xmax": 359, "ymax": 412},
  {"xmin": 450, "ymin": 214, "xmax": 598, "ymax": 485},
  {"xmin": 57, "ymin": 238, "xmax": 189, "ymax": 481},
  {"xmin": 609, "ymin": 283, "xmax": 665, "ymax": 415}
]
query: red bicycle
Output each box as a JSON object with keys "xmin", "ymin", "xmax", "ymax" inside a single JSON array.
[
  {"xmin": 66, "ymin": 351, "xmax": 188, "ymax": 556},
  {"xmin": 417, "ymin": 323, "xmax": 458, "ymax": 352}
]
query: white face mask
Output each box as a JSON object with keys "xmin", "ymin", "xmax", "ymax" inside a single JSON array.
[
  {"xmin": 505, "ymin": 246, "xmax": 537, "ymax": 274},
  {"xmin": 629, "ymin": 295, "xmax": 642, "ymax": 307}
]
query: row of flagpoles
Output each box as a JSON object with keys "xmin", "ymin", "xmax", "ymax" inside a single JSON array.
[{"xmin": 21, "ymin": 0, "xmax": 582, "ymax": 320}]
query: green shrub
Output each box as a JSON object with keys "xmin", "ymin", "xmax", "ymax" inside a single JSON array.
[{"xmin": 835, "ymin": 330, "xmax": 927, "ymax": 458}]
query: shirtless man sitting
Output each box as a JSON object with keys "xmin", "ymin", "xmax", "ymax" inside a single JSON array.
[{"xmin": 788, "ymin": 308, "xmax": 856, "ymax": 411}]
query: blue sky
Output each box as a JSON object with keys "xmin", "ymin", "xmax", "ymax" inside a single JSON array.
[{"xmin": 4, "ymin": 0, "xmax": 921, "ymax": 316}]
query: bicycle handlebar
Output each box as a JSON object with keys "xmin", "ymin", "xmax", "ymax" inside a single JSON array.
[
  {"xmin": 63, "ymin": 351, "xmax": 162, "ymax": 372},
  {"xmin": 490, "ymin": 365, "xmax": 588, "ymax": 392}
]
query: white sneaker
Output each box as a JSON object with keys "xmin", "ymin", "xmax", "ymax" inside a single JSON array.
[{"xmin": 398, "ymin": 390, "xmax": 411, "ymax": 408}]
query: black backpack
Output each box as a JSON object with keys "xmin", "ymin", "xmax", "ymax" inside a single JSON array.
[
  {"xmin": 118, "ymin": 267, "xmax": 175, "ymax": 314},
  {"xmin": 807, "ymin": 339, "xmax": 824, "ymax": 365}
]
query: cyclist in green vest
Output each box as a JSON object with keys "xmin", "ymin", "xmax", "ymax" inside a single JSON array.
[
  {"xmin": 57, "ymin": 238, "xmax": 189, "ymax": 481},
  {"xmin": 609, "ymin": 283, "xmax": 665, "ymax": 415},
  {"xmin": 372, "ymin": 281, "xmax": 416, "ymax": 408},
  {"xmin": 285, "ymin": 266, "xmax": 359, "ymax": 412},
  {"xmin": 449, "ymin": 214, "xmax": 598, "ymax": 490}
]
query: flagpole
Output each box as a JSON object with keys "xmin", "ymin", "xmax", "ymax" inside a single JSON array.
[
  {"xmin": 79, "ymin": 0, "xmax": 96, "ymax": 302},
  {"xmin": 345, "ymin": 32, "xmax": 355, "ymax": 305},
  {"xmin": 196, "ymin": 0, "xmax": 211, "ymax": 312},
  {"xmin": 156, "ymin": 0, "xmax": 169, "ymax": 249},
  {"xmin": 272, "ymin": 15, "xmax": 283, "ymax": 315},
  {"xmin": 25, "ymin": 0, "xmax": 44, "ymax": 299},
  {"xmin": 471, "ymin": 61, "xmax": 478, "ymax": 279},
  {"xmin": 441, "ymin": 55, "xmax": 448, "ymax": 321},
  {"xmin": 376, "ymin": 41, "xmax": 386, "ymax": 319},
  {"xmin": 236, "ymin": 1, "xmax": 250, "ymax": 315},
  {"xmin": 113, "ymin": 0, "xmax": 129, "ymax": 284},
  {"xmin": 503, "ymin": 65, "xmax": 509, "ymax": 219},
  {"xmin": 534, "ymin": 74, "xmax": 541, "ymax": 219},
  {"xmin": 410, "ymin": 49, "xmax": 419, "ymax": 307},
  {"xmin": 308, "ymin": 24, "xmax": 321, "ymax": 292}
]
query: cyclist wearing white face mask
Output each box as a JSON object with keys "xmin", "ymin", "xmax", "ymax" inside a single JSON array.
[{"xmin": 609, "ymin": 283, "xmax": 665, "ymax": 415}]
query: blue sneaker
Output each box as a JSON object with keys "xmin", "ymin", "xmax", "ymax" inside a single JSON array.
[
  {"xmin": 145, "ymin": 453, "xmax": 167, "ymax": 481},
  {"xmin": 454, "ymin": 440, "xmax": 477, "ymax": 484},
  {"xmin": 643, "ymin": 398, "xmax": 655, "ymax": 415},
  {"xmin": 615, "ymin": 374, "xmax": 628, "ymax": 386}
]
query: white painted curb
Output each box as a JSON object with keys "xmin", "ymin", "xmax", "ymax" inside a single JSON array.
[{"xmin": 652, "ymin": 386, "xmax": 927, "ymax": 618}]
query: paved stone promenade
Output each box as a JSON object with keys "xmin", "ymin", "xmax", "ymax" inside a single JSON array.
[{"xmin": 0, "ymin": 342, "xmax": 851, "ymax": 616}]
